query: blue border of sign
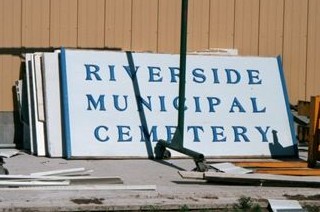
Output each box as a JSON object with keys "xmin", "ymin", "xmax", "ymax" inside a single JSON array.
[
  {"xmin": 59, "ymin": 47, "xmax": 72, "ymax": 159},
  {"xmin": 277, "ymin": 55, "xmax": 298, "ymax": 156}
]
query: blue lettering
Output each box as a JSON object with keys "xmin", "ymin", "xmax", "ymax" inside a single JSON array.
[
  {"xmin": 169, "ymin": 67, "xmax": 179, "ymax": 83},
  {"xmin": 117, "ymin": 125, "xmax": 132, "ymax": 142},
  {"xmin": 226, "ymin": 69, "xmax": 241, "ymax": 84},
  {"xmin": 159, "ymin": 96, "xmax": 167, "ymax": 112},
  {"xmin": 94, "ymin": 125, "xmax": 109, "ymax": 142},
  {"xmin": 233, "ymin": 126, "xmax": 249, "ymax": 142},
  {"xmin": 166, "ymin": 126, "xmax": 177, "ymax": 142},
  {"xmin": 255, "ymin": 126, "xmax": 270, "ymax": 142},
  {"xmin": 212, "ymin": 68, "xmax": 220, "ymax": 83},
  {"xmin": 86, "ymin": 94, "xmax": 106, "ymax": 111},
  {"xmin": 173, "ymin": 97, "xmax": 187, "ymax": 110},
  {"xmin": 113, "ymin": 95, "xmax": 128, "ymax": 111},
  {"xmin": 192, "ymin": 68, "xmax": 206, "ymax": 83},
  {"xmin": 229, "ymin": 97, "xmax": 246, "ymax": 113},
  {"xmin": 109, "ymin": 65, "xmax": 116, "ymax": 81},
  {"xmin": 140, "ymin": 125, "xmax": 158, "ymax": 142},
  {"xmin": 194, "ymin": 96, "xmax": 201, "ymax": 112},
  {"xmin": 138, "ymin": 96, "xmax": 152, "ymax": 111},
  {"xmin": 123, "ymin": 65, "xmax": 139, "ymax": 79},
  {"xmin": 85, "ymin": 64, "xmax": 101, "ymax": 81},
  {"xmin": 247, "ymin": 69, "xmax": 262, "ymax": 85},
  {"xmin": 148, "ymin": 66, "xmax": 162, "ymax": 82},
  {"xmin": 251, "ymin": 97, "xmax": 266, "ymax": 113},
  {"xmin": 187, "ymin": 126, "xmax": 204, "ymax": 142},
  {"xmin": 211, "ymin": 126, "xmax": 226, "ymax": 142},
  {"xmin": 207, "ymin": 97, "xmax": 221, "ymax": 112}
]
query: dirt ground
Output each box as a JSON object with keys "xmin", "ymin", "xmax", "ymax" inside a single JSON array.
[{"xmin": 0, "ymin": 149, "xmax": 319, "ymax": 211}]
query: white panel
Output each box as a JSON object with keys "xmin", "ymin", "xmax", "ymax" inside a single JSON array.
[
  {"xmin": 60, "ymin": 49, "xmax": 296, "ymax": 158},
  {"xmin": 42, "ymin": 52, "xmax": 63, "ymax": 157}
]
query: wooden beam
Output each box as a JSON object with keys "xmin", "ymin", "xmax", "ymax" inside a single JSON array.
[
  {"xmin": 233, "ymin": 161, "xmax": 308, "ymax": 168},
  {"xmin": 254, "ymin": 168, "xmax": 320, "ymax": 176},
  {"xmin": 308, "ymin": 95, "xmax": 320, "ymax": 167}
]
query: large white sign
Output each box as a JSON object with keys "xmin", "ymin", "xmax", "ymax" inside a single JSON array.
[{"xmin": 60, "ymin": 48, "xmax": 297, "ymax": 158}]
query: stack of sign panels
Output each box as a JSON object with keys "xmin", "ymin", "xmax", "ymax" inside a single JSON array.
[{"xmin": 22, "ymin": 48, "xmax": 297, "ymax": 159}]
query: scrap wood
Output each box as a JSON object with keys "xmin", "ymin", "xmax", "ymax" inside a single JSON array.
[
  {"xmin": 204, "ymin": 172, "xmax": 320, "ymax": 187},
  {"xmin": 0, "ymin": 184, "xmax": 157, "ymax": 191},
  {"xmin": 209, "ymin": 162, "xmax": 253, "ymax": 174},
  {"xmin": 0, "ymin": 180, "xmax": 70, "ymax": 187},
  {"xmin": 0, "ymin": 175, "xmax": 123, "ymax": 184},
  {"xmin": 254, "ymin": 168, "xmax": 320, "ymax": 176},
  {"xmin": 232, "ymin": 161, "xmax": 308, "ymax": 168},
  {"xmin": 178, "ymin": 171, "xmax": 320, "ymax": 187},
  {"xmin": 30, "ymin": 167, "xmax": 93, "ymax": 176}
]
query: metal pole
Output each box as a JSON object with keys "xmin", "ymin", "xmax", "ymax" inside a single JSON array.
[{"xmin": 175, "ymin": 0, "xmax": 188, "ymax": 148}]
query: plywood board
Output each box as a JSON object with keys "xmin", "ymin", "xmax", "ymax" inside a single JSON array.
[
  {"xmin": 209, "ymin": 0, "xmax": 235, "ymax": 49},
  {"xmin": 0, "ymin": 0, "xmax": 22, "ymax": 47},
  {"xmin": 42, "ymin": 52, "xmax": 63, "ymax": 157},
  {"xmin": 157, "ymin": 0, "xmax": 180, "ymax": 53},
  {"xmin": 131, "ymin": 0, "xmax": 158, "ymax": 52},
  {"xmin": 77, "ymin": 0, "xmax": 105, "ymax": 48},
  {"xmin": 105, "ymin": 0, "xmax": 132, "ymax": 50},
  {"xmin": 234, "ymin": 0, "xmax": 259, "ymax": 55},
  {"xmin": 21, "ymin": 0, "xmax": 50, "ymax": 47},
  {"xmin": 187, "ymin": 0, "xmax": 210, "ymax": 52},
  {"xmin": 50, "ymin": 0, "xmax": 78, "ymax": 47},
  {"xmin": 258, "ymin": 0, "xmax": 284, "ymax": 56},
  {"xmin": 282, "ymin": 0, "xmax": 308, "ymax": 103},
  {"xmin": 306, "ymin": 0, "xmax": 320, "ymax": 98}
]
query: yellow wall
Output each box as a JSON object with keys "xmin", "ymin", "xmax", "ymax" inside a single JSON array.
[{"xmin": 1, "ymin": 0, "xmax": 319, "ymax": 111}]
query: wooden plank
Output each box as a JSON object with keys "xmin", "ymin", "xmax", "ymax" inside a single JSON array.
[
  {"xmin": 209, "ymin": 0, "xmax": 235, "ymax": 49},
  {"xmin": 204, "ymin": 172, "xmax": 320, "ymax": 187},
  {"xmin": 178, "ymin": 171, "xmax": 204, "ymax": 180},
  {"xmin": 232, "ymin": 161, "xmax": 308, "ymax": 168},
  {"xmin": 188, "ymin": 0, "xmax": 210, "ymax": 52},
  {"xmin": 105, "ymin": 0, "xmax": 132, "ymax": 50},
  {"xmin": 131, "ymin": 0, "xmax": 158, "ymax": 52},
  {"xmin": 258, "ymin": 0, "xmax": 284, "ymax": 56},
  {"xmin": 306, "ymin": 0, "xmax": 320, "ymax": 98},
  {"xmin": 234, "ymin": 0, "xmax": 259, "ymax": 55},
  {"xmin": 50, "ymin": 0, "xmax": 78, "ymax": 47},
  {"xmin": 0, "ymin": 0, "xmax": 22, "ymax": 47},
  {"xmin": 77, "ymin": 0, "xmax": 105, "ymax": 48},
  {"xmin": 157, "ymin": 0, "xmax": 180, "ymax": 53},
  {"xmin": 282, "ymin": 0, "xmax": 308, "ymax": 103},
  {"xmin": 255, "ymin": 168, "xmax": 320, "ymax": 176},
  {"xmin": 21, "ymin": 0, "xmax": 50, "ymax": 47},
  {"xmin": 308, "ymin": 96, "xmax": 320, "ymax": 167}
]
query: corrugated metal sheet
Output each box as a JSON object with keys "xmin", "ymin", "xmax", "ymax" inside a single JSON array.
[
  {"xmin": 157, "ymin": 0, "xmax": 180, "ymax": 53},
  {"xmin": 283, "ymin": 0, "xmax": 308, "ymax": 102},
  {"xmin": 0, "ymin": 0, "xmax": 21, "ymax": 47},
  {"xmin": 22, "ymin": 0, "xmax": 50, "ymax": 47},
  {"xmin": 258, "ymin": 0, "xmax": 284, "ymax": 56},
  {"xmin": 234, "ymin": 0, "xmax": 259, "ymax": 55},
  {"xmin": 105, "ymin": 0, "xmax": 132, "ymax": 50},
  {"xmin": 209, "ymin": 0, "xmax": 235, "ymax": 49},
  {"xmin": 78, "ymin": 0, "xmax": 105, "ymax": 48},
  {"xmin": 131, "ymin": 0, "xmax": 158, "ymax": 52},
  {"xmin": 0, "ymin": 0, "xmax": 320, "ymax": 111},
  {"xmin": 306, "ymin": 0, "xmax": 320, "ymax": 98},
  {"xmin": 50, "ymin": 0, "xmax": 78, "ymax": 47},
  {"xmin": 188, "ymin": 0, "xmax": 210, "ymax": 51}
]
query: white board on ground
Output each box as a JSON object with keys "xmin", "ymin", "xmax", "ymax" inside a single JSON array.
[
  {"xmin": 30, "ymin": 53, "xmax": 46, "ymax": 156},
  {"xmin": 42, "ymin": 52, "xmax": 63, "ymax": 157},
  {"xmin": 60, "ymin": 48, "xmax": 297, "ymax": 158}
]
